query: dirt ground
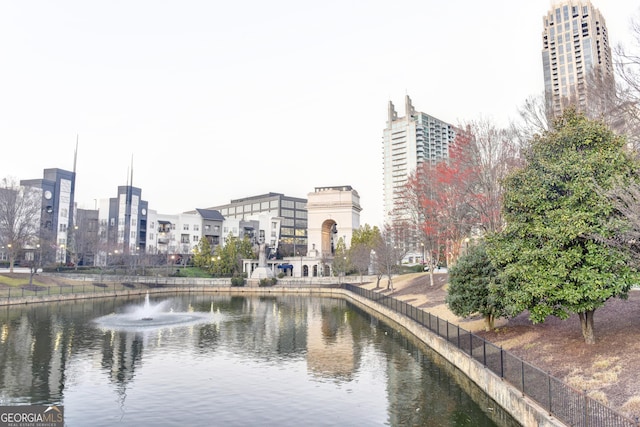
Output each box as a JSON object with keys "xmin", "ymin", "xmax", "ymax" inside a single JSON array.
[{"xmin": 357, "ymin": 273, "xmax": 640, "ymax": 420}]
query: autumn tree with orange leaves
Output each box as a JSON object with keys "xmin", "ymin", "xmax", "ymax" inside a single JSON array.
[{"xmin": 397, "ymin": 119, "xmax": 520, "ymax": 279}]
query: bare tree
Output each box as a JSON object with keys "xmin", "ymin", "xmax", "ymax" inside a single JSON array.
[
  {"xmin": 460, "ymin": 118, "xmax": 523, "ymax": 234},
  {"xmin": 372, "ymin": 223, "xmax": 408, "ymax": 290},
  {"xmin": 514, "ymin": 93, "xmax": 553, "ymax": 143},
  {"xmin": 612, "ymin": 10, "xmax": 640, "ymax": 151},
  {"xmin": 593, "ymin": 176, "xmax": 640, "ymax": 267},
  {"xmin": 0, "ymin": 177, "xmax": 42, "ymax": 273}
]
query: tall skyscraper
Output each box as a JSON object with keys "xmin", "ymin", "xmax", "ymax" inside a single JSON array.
[
  {"xmin": 541, "ymin": 0, "xmax": 613, "ymax": 116},
  {"xmin": 382, "ymin": 95, "xmax": 456, "ymax": 223}
]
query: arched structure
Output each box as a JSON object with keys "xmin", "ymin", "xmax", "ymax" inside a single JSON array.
[{"xmin": 306, "ymin": 186, "xmax": 361, "ymax": 260}]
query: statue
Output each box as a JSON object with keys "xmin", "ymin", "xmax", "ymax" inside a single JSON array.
[
  {"xmin": 251, "ymin": 242, "xmax": 274, "ymax": 280},
  {"xmin": 258, "ymin": 242, "xmax": 267, "ymax": 267}
]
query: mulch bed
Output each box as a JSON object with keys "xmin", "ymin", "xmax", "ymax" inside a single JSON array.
[{"xmin": 392, "ymin": 275, "xmax": 640, "ymax": 418}]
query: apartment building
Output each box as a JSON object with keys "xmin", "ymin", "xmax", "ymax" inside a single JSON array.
[{"xmin": 382, "ymin": 95, "xmax": 456, "ymax": 223}]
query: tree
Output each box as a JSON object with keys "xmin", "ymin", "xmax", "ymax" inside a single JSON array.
[
  {"xmin": 612, "ymin": 10, "xmax": 640, "ymax": 150},
  {"xmin": 445, "ymin": 241, "xmax": 504, "ymax": 331},
  {"xmin": 461, "ymin": 119, "xmax": 522, "ymax": 234},
  {"xmin": 348, "ymin": 224, "xmax": 381, "ymax": 284},
  {"xmin": 487, "ymin": 109, "xmax": 640, "ymax": 345},
  {"xmin": 212, "ymin": 234, "xmax": 254, "ymax": 277},
  {"xmin": 514, "ymin": 93, "xmax": 553, "ymax": 143},
  {"xmin": 400, "ymin": 132, "xmax": 479, "ymax": 277},
  {"xmin": 372, "ymin": 223, "xmax": 408, "ymax": 290},
  {"xmin": 192, "ymin": 237, "xmax": 214, "ymax": 273},
  {"xmin": 331, "ymin": 237, "xmax": 349, "ymax": 282},
  {"xmin": 0, "ymin": 177, "xmax": 42, "ymax": 273}
]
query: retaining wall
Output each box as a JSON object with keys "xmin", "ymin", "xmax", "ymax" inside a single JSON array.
[{"xmin": 2, "ymin": 283, "xmax": 563, "ymax": 426}]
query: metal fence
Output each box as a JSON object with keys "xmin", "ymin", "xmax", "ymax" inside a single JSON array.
[{"xmin": 344, "ymin": 284, "xmax": 639, "ymax": 427}]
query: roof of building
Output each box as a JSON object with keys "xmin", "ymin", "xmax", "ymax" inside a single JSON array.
[{"xmin": 195, "ymin": 208, "xmax": 224, "ymax": 221}]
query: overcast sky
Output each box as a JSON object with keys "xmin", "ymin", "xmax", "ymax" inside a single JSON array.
[{"xmin": 1, "ymin": 0, "xmax": 638, "ymax": 227}]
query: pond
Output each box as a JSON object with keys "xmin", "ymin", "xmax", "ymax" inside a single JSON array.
[{"xmin": 0, "ymin": 293, "xmax": 520, "ymax": 426}]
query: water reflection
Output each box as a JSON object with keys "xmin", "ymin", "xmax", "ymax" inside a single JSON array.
[{"xmin": 0, "ymin": 294, "xmax": 520, "ymax": 426}]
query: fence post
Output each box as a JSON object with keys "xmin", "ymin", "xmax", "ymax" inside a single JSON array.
[
  {"xmin": 500, "ymin": 347, "xmax": 504, "ymax": 378},
  {"xmin": 584, "ymin": 392, "xmax": 590, "ymax": 427},
  {"xmin": 548, "ymin": 373, "xmax": 552, "ymax": 414},
  {"xmin": 483, "ymin": 340, "xmax": 487, "ymax": 366},
  {"xmin": 446, "ymin": 320, "xmax": 449, "ymax": 341},
  {"xmin": 470, "ymin": 332, "xmax": 473, "ymax": 357},
  {"xmin": 457, "ymin": 327, "xmax": 460, "ymax": 349},
  {"xmin": 436, "ymin": 317, "xmax": 440, "ymax": 337},
  {"xmin": 521, "ymin": 360, "xmax": 525, "ymax": 395}
]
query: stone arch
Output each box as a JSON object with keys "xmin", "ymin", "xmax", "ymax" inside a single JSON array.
[
  {"xmin": 321, "ymin": 219, "xmax": 338, "ymax": 256},
  {"xmin": 303, "ymin": 265, "xmax": 309, "ymax": 277}
]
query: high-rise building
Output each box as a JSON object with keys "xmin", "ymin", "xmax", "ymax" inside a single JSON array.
[
  {"xmin": 541, "ymin": 0, "xmax": 613, "ymax": 116},
  {"xmin": 382, "ymin": 95, "xmax": 456, "ymax": 223}
]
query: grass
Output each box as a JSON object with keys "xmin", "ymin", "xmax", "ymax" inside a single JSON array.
[
  {"xmin": 621, "ymin": 396, "xmax": 640, "ymax": 419},
  {"xmin": 565, "ymin": 357, "xmax": 622, "ymax": 391}
]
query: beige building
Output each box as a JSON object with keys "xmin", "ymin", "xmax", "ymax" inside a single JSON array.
[{"xmin": 541, "ymin": 0, "xmax": 613, "ymax": 116}]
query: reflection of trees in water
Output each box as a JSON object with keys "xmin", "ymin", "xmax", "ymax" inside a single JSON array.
[
  {"xmin": 346, "ymin": 302, "xmax": 519, "ymax": 427},
  {"xmin": 0, "ymin": 294, "xmax": 519, "ymax": 426},
  {"xmin": 0, "ymin": 298, "xmax": 125, "ymax": 404}
]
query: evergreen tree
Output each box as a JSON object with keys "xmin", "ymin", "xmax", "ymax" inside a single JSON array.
[{"xmin": 487, "ymin": 109, "xmax": 640, "ymax": 344}]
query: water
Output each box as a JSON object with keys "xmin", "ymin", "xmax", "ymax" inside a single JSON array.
[{"xmin": 0, "ymin": 294, "xmax": 520, "ymax": 426}]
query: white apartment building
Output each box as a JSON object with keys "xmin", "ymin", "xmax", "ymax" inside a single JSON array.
[{"xmin": 382, "ymin": 95, "xmax": 456, "ymax": 223}]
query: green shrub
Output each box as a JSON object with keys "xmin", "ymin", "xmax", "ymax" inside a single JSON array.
[{"xmin": 230, "ymin": 275, "xmax": 245, "ymax": 286}]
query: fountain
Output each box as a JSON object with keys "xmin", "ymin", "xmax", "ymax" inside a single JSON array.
[{"xmin": 93, "ymin": 292, "xmax": 216, "ymax": 331}]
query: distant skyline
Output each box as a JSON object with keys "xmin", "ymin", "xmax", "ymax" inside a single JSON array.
[{"xmin": 1, "ymin": 0, "xmax": 638, "ymax": 227}]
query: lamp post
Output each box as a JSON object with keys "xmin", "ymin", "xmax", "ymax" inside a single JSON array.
[{"xmin": 7, "ymin": 244, "xmax": 12, "ymax": 273}]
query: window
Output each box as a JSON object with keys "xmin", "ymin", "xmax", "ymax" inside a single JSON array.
[
  {"xmin": 183, "ymin": 224, "xmax": 189, "ymax": 231},
  {"xmin": 205, "ymin": 224, "xmax": 211, "ymax": 231},
  {"xmin": 193, "ymin": 236, "xmax": 199, "ymax": 242},
  {"xmin": 181, "ymin": 234, "xmax": 190, "ymax": 244},
  {"xmin": 59, "ymin": 224, "xmax": 67, "ymax": 232},
  {"xmin": 194, "ymin": 224, "xmax": 199, "ymax": 231},
  {"xmin": 60, "ymin": 208, "xmax": 68, "ymax": 217}
]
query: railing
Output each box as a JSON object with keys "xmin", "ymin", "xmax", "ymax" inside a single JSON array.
[{"xmin": 344, "ymin": 284, "xmax": 639, "ymax": 427}]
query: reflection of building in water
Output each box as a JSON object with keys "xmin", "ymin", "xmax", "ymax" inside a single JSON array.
[
  {"xmin": 306, "ymin": 299, "xmax": 356, "ymax": 379},
  {"xmin": 0, "ymin": 306, "xmax": 75, "ymax": 404}
]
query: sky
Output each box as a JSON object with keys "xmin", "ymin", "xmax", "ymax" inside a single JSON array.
[{"xmin": 1, "ymin": 0, "xmax": 638, "ymax": 228}]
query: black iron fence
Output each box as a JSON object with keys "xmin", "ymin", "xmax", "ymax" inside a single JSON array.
[{"xmin": 344, "ymin": 284, "xmax": 639, "ymax": 427}]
